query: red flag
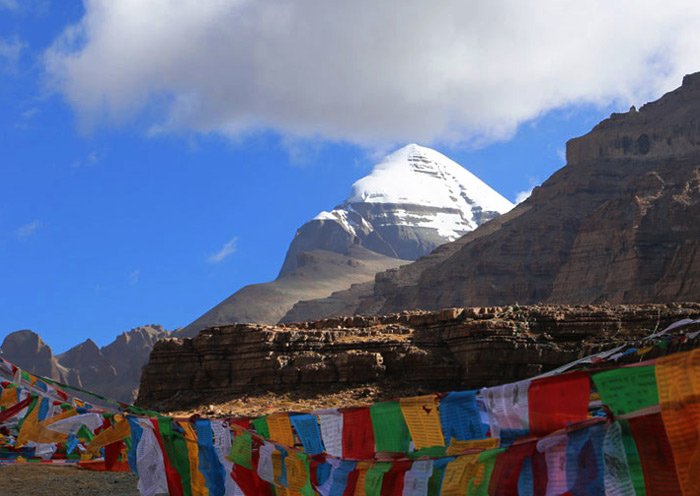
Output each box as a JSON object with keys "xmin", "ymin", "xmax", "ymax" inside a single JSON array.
[
  {"xmin": 341, "ymin": 407, "xmax": 375, "ymax": 459},
  {"xmin": 528, "ymin": 372, "xmax": 590, "ymax": 435},
  {"xmin": 628, "ymin": 413, "xmax": 682, "ymax": 495}
]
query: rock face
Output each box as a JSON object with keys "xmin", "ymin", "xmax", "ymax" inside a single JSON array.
[
  {"xmin": 176, "ymin": 247, "xmax": 409, "ymax": 336},
  {"xmin": 137, "ymin": 303, "xmax": 700, "ymax": 411},
  {"xmin": 177, "ymin": 144, "xmax": 512, "ymax": 336},
  {"xmin": 308, "ymin": 73, "xmax": 700, "ymax": 316},
  {"xmin": 0, "ymin": 325, "xmax": 169, "ymax": 404},
  {"xmin": 0, "ymin": 330, "xmax": 71, "ymax": 383}
]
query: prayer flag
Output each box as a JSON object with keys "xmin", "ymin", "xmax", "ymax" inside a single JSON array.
[
  {"xmin": 439, "ymin": 391, "xmax": 487, "ymax": 444},
  {"xmin": 342, "ymin": 408, "xmax": 375, "ymax": 460},
  {"xmin": 370, "ymin": 401, "xmax": 410, "ymax": 454},
  {"xmin": 565, "ymin": 422, "xmax": 605, "ymax": 495},
  {"xmin": 266, "ymin": 412, "xmax": 295, "ymax": 448},
  {"xmin": 316, "ymin": 409, "xmax": 343, "ymax": 458},
  {"xmin": 592, "ymin": 365, "xmax": 658, "ymax": 416},
  {"xmin": 290, "ymin": 413, "xmax": 325, "ymax": 455},
  {"xmin": 481, "ymin": 379, "xmax": 531, "ymax": 438},
  {"xmin": 528, "ymin": 372, "xmax": 590, "ymax": 435},
  {"xmin": 628, "ymin": 413, "xmax": 681, "ymax": 495},
  {"xmin": 399, "ymin": 395, "xmax": 444, "ymax": 450},
  {"xmin": 656, "ymin": 349, "xmax": 700, "ymax": 494}
]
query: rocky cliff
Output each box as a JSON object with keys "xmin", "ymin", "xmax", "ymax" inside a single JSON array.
[
  {"xmin": 0, "ymin": 325, "xmax": 169, "ymax": 404},
  {"xmin": 0, "ymin": 330, "xmax": 73, "ymax": 383},
  {"xmin": 177, "ymin": 144, "xmax": 512, "ymax": 336},
  {"xmin": 137, "ymin": 303, "xmax": 700, "ymax": 412},
  {"xmin": 297, "ymin": 73, "xmax": 700, "ymax": 317}
]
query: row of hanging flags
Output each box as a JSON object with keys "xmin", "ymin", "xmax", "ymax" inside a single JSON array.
[{"xmin": 1, "ymin": 318, "xmax": 700, "ymax": 495}]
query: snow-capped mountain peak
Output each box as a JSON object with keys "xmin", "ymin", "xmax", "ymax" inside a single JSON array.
[
  {"xmin": 283, "ymin": 144, "xmax": 513, "ymax": 276},
  {"xmin": 349, "ymin": 144, "xmax": 507, "ymax": 209},
  {"xmin": 318, "ymin": 143, "xmax": 512, "ymax": 236}
]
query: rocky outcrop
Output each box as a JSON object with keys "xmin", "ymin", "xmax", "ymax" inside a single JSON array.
[
  {"xmin": 177, "ymin": 144, "xmax": 513, "ymax": 337},
  {"xmin": 0, "ymin": 325, "xmax": 169, "ymax": 404},
  {"xmin": 57, "ymin": 338, "xmax": 118, "ymax": 394},
  {"xmin": 137, "ymin": 303, "xmax": 700, "ymax": 411},
  {"xmin": 329, "ymin": 73, "xmax": 700, "ymax": 315},
  {"xmin": 279, "ymin": 281, "xmax": 375, "ymax": 323},
  {"xmin": 0, "ymin": 330, "xmax": 71, "ymax": 383}
]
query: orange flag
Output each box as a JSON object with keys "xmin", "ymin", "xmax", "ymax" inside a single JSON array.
[{"xmin": 656, "ymin": 348, "xmax": 700, "ymax": 494}]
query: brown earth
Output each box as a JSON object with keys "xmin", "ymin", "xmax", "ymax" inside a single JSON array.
[{"xmin": 0, "ymin": 465, "xmax": 141, "ymax": 496}]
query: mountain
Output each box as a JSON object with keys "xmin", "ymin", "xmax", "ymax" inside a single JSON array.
[
  {"xmin": 279, "ymin": 144, "xmax": 514, "ymax": 276},
  {"xmin": 0, "ymin": 325, "xmax": 169, "ymax": 404},
  {"xmin": 297, "ymin": 72, "xmax": 700, "ymax": 316},
  {"xmin": 0, "ymin": 330, "xmax": 72, "ymax": 383},
  {"xmin": 177, "ymin": 144, "xmax": 513, "ymax": 336}
]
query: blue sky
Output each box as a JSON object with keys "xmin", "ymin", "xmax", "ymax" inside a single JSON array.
[{"xmin": 2, "ymin": 1, "xmax": 699, "ymax": 353}]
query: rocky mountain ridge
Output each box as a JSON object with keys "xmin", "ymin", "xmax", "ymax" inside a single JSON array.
[
  {"xmin": 177, "ymin": 144, "xmax": 512, "ymax": 336},
  {"xmin": 293, "ymin": 72, "xmax": 700, "ymax": 317},
  {"xmin": 0, "ymin": 325, "xmax": 169, "ymax": 404}
]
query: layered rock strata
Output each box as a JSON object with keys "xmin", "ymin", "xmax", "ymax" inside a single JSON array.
[{"xmin": 137, "ymin": 303, "xmax": 700, "ymax": 411}]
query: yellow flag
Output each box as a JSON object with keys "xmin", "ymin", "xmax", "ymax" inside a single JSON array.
[
  {"xmin": 0, "ymin": 387, "xmax": 18, "ymax": 409},
  {"xmin": 441, "ymin": 453, "xmax": 481, "ymax": 496},
  {"xmin": 180, "ymin": 421, "xmax": 209, "ymax": 496},
  {"xmin": 446, "ymin": 437, "xmax": 499, "ymax": 456},
  {"xmin": 16, "ymin": 399, "xmax": 68, "ymax": 446},
  {"xmin": 86, "ymin": 415, "xmax": 130, "ymax": 453},
  {"xmin": 28, "ymin": 406, "xmax": 75, "ymax": 445},
  {"xmin": 267, "ymin": 413, "xmax": 295, "ymax": 447},
  {"xmin": 353, "ymin": 461, "xmax": 373, "ymax": 496},
  {"xmin": 637, "ymin": 345, "xmax": 654, "ymax": 356},
  {"xmin": 399, "ymin": 395, "xmax": 445, "ymax": 449},
  {"xmin": 285, "ymin": 452, "xmax": 312, "ymax": 495},
  {"xmin": 16, "ymin": 403, "xmax": 40, "ymax": 448},
  {"xmin": 39, "ymin": 407, "xmax": 77, "ymax": 428}
]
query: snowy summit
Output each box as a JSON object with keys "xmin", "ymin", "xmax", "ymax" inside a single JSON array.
[
  {"xmin": 280, "ymin": 144, "xmax": 513, "ymax": 276},
  {"xmin": 316, "ymin": 144, "xmax": 514, "ymax": 240}
]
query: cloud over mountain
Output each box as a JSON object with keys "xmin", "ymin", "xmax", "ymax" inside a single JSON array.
[{"xmin": 45, "ymin": 0, "xmax": 700, "ymax": 147}]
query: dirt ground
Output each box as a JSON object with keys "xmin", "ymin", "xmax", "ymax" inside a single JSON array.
[
  {"xmin": 165, "ymin": 383, "xmax": 436, "ymax": 418},
  {"xmin": 0, "ymin": 464, "xmax": 141, "ymax": 496}
]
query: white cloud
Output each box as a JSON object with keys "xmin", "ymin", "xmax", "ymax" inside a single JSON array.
[
  {"xmin": 16, "ymin": 219, "xmax": 42, "ymax": 239},
  {"xmin": 515, "ymin": 188, "xmax": 534, "ymax": 204},
  {"xmin": 71, "ymin": 150, "xmax": 103, "ymax": 169},
  {"xmin": 556, "ymin": 147, "xmax": 567, "ymax": 164},
  {"xmin": 128, "ymin": 269, "xmax": 140, "ymax": 285},
  {"xmin": 515, "ymin": 176, "xmax": 543, "ymax": 203},
  {"xmin": 44, "ymin": 1, "xmax": 700, "ymax": 148},
  {"xmin": 0, "ymin": 38, "xmax": 24, "ymax": 73},
  {"xmin": 208, "ymin": 237, "xmax": 238, "ymax": 263}
]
